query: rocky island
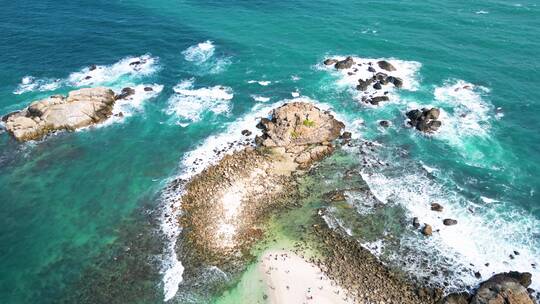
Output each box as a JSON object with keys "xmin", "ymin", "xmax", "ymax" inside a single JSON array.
[{"xmin": 3, "ymin": 87, "xmax": 119, "ymax": 141}]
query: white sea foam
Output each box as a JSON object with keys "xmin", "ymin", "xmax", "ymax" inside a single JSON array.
[
  {"xmin": 319, "ymin": 55, "xmax": 421, "ymax": 106},
  {"xmin": 182, "ymin": 41, "xmax": 231, "ymax": 74},
  {"xmin": 432, "ymin": 80, "xmax": 493, "ymax": 144},
  {"xmin": 13, "ymin": 54, "xmax": 160, "ymax": 95},
  {"xmin": 475, "ymin": 10, "xmax": 489, "ymax": 14},
  {"xmin": 182, "ymin": 40, "xmax": 215, "ymax": 63},
  {"xmin": 14, "ymin": 76, "xmax": 62, "ymax": 94},
  {"xmin": 356, "ymin": 152, "xmax": 540, "ymax": 292},
  {"xmin": 248, "ymin": 80, "xmax": 271, "ymax": 86},
  {"xmin": 165, "ymin": 79, "xmax": 233, "ymax": 124},
  {"xmin": 251, "ymin": 95, "xmax": 271, "ymax": 102}
]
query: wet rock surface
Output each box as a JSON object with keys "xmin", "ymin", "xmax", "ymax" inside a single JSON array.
[
  {"xmin": 3, "ymin": 87, "xmax": 116, "ymax": 141},
  {"xmin": 407, "ymin": 107, "xmax": 443, "ymax": 133},
  {"xmin": 470, "ymin": 272, "xmax": 534, "ymax": 304}
]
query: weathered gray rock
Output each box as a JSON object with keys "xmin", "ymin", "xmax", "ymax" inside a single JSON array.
[
  {"xmin": 439, "ymin": 292, "xmax": 470, "ymax": 304},
  {"xmin": 3, "ymin": 87, "xmax": 116, "ymax": 141},
  {"xmin": 256, "ymin": 102, "xmax": 344, "ymax": 148},
  {"xmin": 471, "ymin": 272, "xmax": 534, "ymax": 304},
  {"xmin": 377, "ymin": 60, "xmax": 397, "ymax": 71},
  {"xmin": 431, "ymin": 203, "xmax": 444, "ymax": 212},
  {"xmin": 406, "ymin": 108, "xmax": 443, "ymax": 133},
  {"xmin": 116, "ymin": 87, "xmax": 136, "ymax": 100},
  {"xmin": 335, "ymin": 56, "xmax": 355, "ymax": 69},
  {"xmin": 369, "ymin": 96, "xmax": 390, "ymax": 105},
  {"xmin": 324, "ymin": 58, "xmax": 338, "ymax": 66},
  {"xmin": 443, "ymin": 219, "xmax": 458, "ymax": 226},
  {"xmin": 357, "ymin": 78, "xmax": 374, "ymax": 91}
]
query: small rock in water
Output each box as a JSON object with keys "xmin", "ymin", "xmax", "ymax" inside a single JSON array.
[
  {"xmin": 84, "ymin": 75, "xmax": 92, "ymax": 80},
  {"xmin": 377, "ymin": 60, "xmax": 397, "ymax": 71},
  {"xmin": 334, "ymin": 56, "xmax": 354, "ymax": 69},
  {"xmin": 369, "ymin": 95, "xmax": 389, "ymax": 105},
  {"xmin": 443, "ymin": 219, "xmax": 458, "ymax": 226},
  {"xmin": 116, "ymin": 87, "xmax": 136, "ymax": 100},
  {"xmin": 367, "ymin": 66, "xmax": 376, "ymax": 73},
  {"xmin": 241, "ymin": 129, "xmax": 252, "ymax": 136},
  {"xmin": 514, "ymin": 250, "xmax": 520, "ymax": 256},
  {"xmin": 379, "ymin": 120, "xmax": 390, "ymax": 128},
  {"xmin": 422, "ymin": 224, "xmax": 433, "ymax": 236},
  {"xmin": 373, "ymin": 82, "xmax": 382, "ymax": 90},
  {"xmin": 323, "ymin": 58, "xmax": 338, "ymax": 66},
  {"xmin": 431, "ymin": 203, "xmax": 444, "ymax": 212},
  {"xmin": 89, "ymin": 64, "xmax": 97, "ymax": 71},
  {"xmin": 144, "ymin": 87, "xmax": 153, "ymax": 92},
  {"xmin": 340, "ymin": 131, "xmax": 352, "ymax": 140},
  {"xmin": 406, "ymin": 108, "xmax": 442, "ymax": 133}
]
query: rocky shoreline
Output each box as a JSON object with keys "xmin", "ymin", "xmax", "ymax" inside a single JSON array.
[
  {"xmin": 174, "ymin": 102, "xmax": 345, "ymax": 273},
  {"xmin": 166, "ymin": 100, "xmax": 536, "ymax": 303}
]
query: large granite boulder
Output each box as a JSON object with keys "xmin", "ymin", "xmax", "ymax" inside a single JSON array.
[
  {"xmin": 3, "ymin": 87, "xmax": 116, "ymax": 141},
  {"xmin": 256, "ymin": 102, "xmax": 345, "ymax": 148},
  {"xmin": 335, "ymin": 56, "xmax": 355, "ymax": 69},
  {"xmin": 470, "ymin": 272, "xmax": 533, "ymax": 304}
]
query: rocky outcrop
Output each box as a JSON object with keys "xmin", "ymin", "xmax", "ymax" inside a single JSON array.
[
  {"xmin": 176, "ymin": 102, "xmax": 346, "ymax": 271},
  {"xmin": 406, "ymin": 108, "xmax": 442, "ymax": 133},
  {"xmin": 323, "ymin": 57, "xmax": 403, "ymax": 107},
  {"xmin": 443, "ymin": 219, "xmax": 458, "ymax": 226},
  {"xmin": 470, "ymin": 272, "xmax": 534, "ymax": 304},
  {"xmin": 377, "ymin": 60, "xmax": 397, "ymax": 71},
  {"xmin": 3, "ymin": 87, "xmax": 116, "ymax": 141},
  {"xmin": 439, "ymin": 272, "xmax": 535, "ymax": 304},
  {"xmin": 334, "ymin": 56, "xmax": 355, "ymax": 69}
]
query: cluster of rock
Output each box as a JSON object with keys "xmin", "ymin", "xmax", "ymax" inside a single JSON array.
[
  {"xmin": 2, "ymin": 87, "xmax": 116, "ymax": 141},
  {"xmin": 255, "ymin": 102, "xmax": 345, "ymax": 169},
  {"xmin": 324, "ymin": 57, "xmax": 403, "ymax": 106},
  {"xmin": 323, "ymin": 57, "xmax": 446, "ymax": 134},
  {"xmin": 412, "ymin": 203, "xmax": 459, "ymax": 237},
  {"xmin": 406, "ymin": 107, "xmax": 443, "ymax": 133},
  {"xmin": 441, "ymin": 272, "xmax": 535, "ymax": 304}
]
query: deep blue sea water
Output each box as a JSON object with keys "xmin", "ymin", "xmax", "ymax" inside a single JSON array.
[{"xmin": 0, "ymin": 0, "xmax": 539, "ymax": 303}]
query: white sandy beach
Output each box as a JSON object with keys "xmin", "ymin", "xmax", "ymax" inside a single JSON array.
[{"xmin": 259, "ymin": 250, "xmax": 354, "ymax": 304}]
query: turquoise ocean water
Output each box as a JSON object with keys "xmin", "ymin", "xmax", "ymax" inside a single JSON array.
[{"xmin": 0, "ymin": 0, "xmax": 539, "ymax": 303}]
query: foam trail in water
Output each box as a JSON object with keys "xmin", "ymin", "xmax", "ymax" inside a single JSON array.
[
  {"xmin": 165, "ymin": 79, "xmax": 233, "ymax": 125},
  {"xmin": 13, "ymin": 54, "xmax": 159, "ymax": 95},
  {"xmin": 433, "ymin": 80, "xmax": 492, "ymax": 139},
  {"xmin": 251, "ymin": 95, "xmax": 270, "ymax": 102},
  {"xmin": 182, "ymin": 41, "xmax": 215, "ymax": 63},
  {"xmin": 182, "ymin": 41, "xmax": 231, "ymax": 74}
]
